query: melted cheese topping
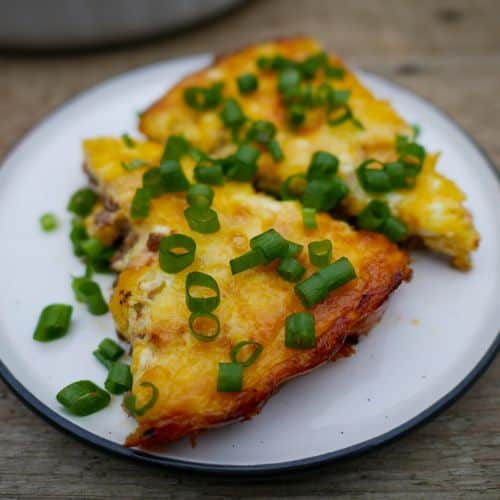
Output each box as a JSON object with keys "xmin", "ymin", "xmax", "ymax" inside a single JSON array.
[{"xmin": 139, "ymin": 37, "xmax": 478, "ymax": 268}]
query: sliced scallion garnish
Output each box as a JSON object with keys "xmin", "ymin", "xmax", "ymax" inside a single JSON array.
[
  {"xmin": 230, "ymin": 341, "xmax": 263, "ymax": 367},
  {"xmin": 185, "ymin": 271, "xmax": 220, "ymax": 313},
  {"xmin": 285, "ymin": 311, "xmax": 316, "ymax": 349},
  {"xmin": 57, "ymin": 380, "xmax": 110, "ymax": 416},
  {"xmin": 159, "ymin": 234, "xmax": 196, "ymax": 273},
  {"xmin": 33, "ymin": 304, "xmax": 73, "ymax": 342}
]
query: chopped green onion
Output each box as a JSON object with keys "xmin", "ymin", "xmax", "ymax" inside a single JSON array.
[
  {"xmin": 285, "ymin": 312, "xmax": 316, "ymax": 349},
  {"xmin": 302, "ymin": 207, "xmax": 318, "ymax": 229},
  {"xmin": 295, "ymin": 257, "xmax": 356, "ymax": 308},
  {"xmin": 33, "ymin": 304, "xmax": 73, "ymax": 342},
  {"xmin": 69, "ymin": 218, "xmax": 88, "ymax": 256},
  {"xmin": 189, "ymin": 312, "xmax": 220, "ymax": 342},
  {"xmin": 159, "ymin": 234, "xmax": 196, "ymax": 273},
  {"xmin": 285, "ymin": 241, "xmax": 304, "ymax": 257},
  {"xmin": 308, "ymin": 240, "xmax": 332, "ymax": 268},
  {"xmin": 302, "ymin": 178, "xmax": 348, "ymax": 211},
  {"xmin": 186, "ymin": 184, "xmax": 214, "ymax": 208},
  {"xmin": 246, "ymin": 120, "xmax": 276, "ymax": 144},
  {"xmin": 287, "ymin": 104, "xmax": 306, "ymax": 126},
  {"xmin": 325, "ymin": 65, "xmax": 346, "ymax": 79},
  {"xmin": 122, "ymin": 159, "xmax": 150, "ymax": 171},
  {"xmin": 122, "ymin": 133, "xmax": 135, "ymax": 148},
  {"xmin": 230, "ymin": 248, "xmax": 266, "ymax": 274},
  {"xmin": 268, "ymin": 139, "xmax": 284, "ymax": 161},
  {"xmin": 307, "ymin": 151, "xmax": 339, "ymax": 181},
  {"xmin": 278, "ymin": 67, "xmax": 302, "ymax": 94},
  {"xmin": 125, "ymin": 381, "xmax": 159, "ymax": 417},
  {"xmin": 381, "ymin": 216, "xmax": 408, "ymax": 242},
  {"xmin": 93, "ymin": 338, "xmax": 124, "ymax": 369},
  {"xmin": 217, "ymin": 362, "xmax": 243, "ymax": 392},
  {"xmin": 384, "ymin": 161, "xmax": 415, "ymax": 189},
  {"xmin": 39, "ymin": 213, "xmax": 58, "ymax": 232},
  {"xmin": 183, "ymin": 82, "xmax": 223, "ymax": 110},
  {"xmin": 224, "ymin": 144, "xmax": 261, "ymax": 181},
  {"xmin": 184, "ymin": 206, "xmax": 220, "ymax": 233},
  {"xmin": 250, "ymin": 228, "xmax": 288, "ymax": 263},
  {"xmin": 96, "ymin": 338, "xmax": 125, "ymax": 361},
  {"xmin": 186, "ymin": 271, "xmax": 220, "ymax": 313},
  {"xmin": 356, "ymin": 160, "xmax": 392, "ymax": 193},
  {"xmin": 162, "ymin": 135, "xmax": 189, "ymax": 161},
  {"xmin": 130, "ymin": 187, "xmax": 151, "ymax": 218},
  {"xmin": 280, "ymin": 173, "xmax": 307, "ymax": 200},
  {"xmin": 57, "ymin": 380, "xmax": 110, "ymax": 416},
  {"xmin": 105, "ymin": 362, "xmax": 132, "ymax": 394},
  {"xmin": 396, "ymin": 136, "xmax": 426, "ymax": 174},
  {"xmin": 299, "ymin": 52, "xmax": 327, "ymax": 79},
  {"xmin": 67, "ymin": 188, "xmax": 97, "ymax": 217},
  {"xmin": 220, "ymin": 98, "xmax": 246, "ymax": 129},
  {"xmin": 159, "ymin": 159, "xmax": 190, "ymax": 192},
  {"xmin": 277, "ymin": 257, "xmax": 306, "ymax": 282},
  {"xmin": 93, "ymin": 351, "xmax": 112, "ymax": 369},
  {"xmin": 142, "ymin": 168, "xmax": 165, "ymax": 197},
  {"xmin": 71, "ymin": 278, "xmax": 108, "ymax": 315},
  {"xmin": 357, "ymin": 200, "xmax": 390, "ymax": 231},
  {"xmin": 256, "ymin": 56, "xmax": 273, "ymax": 70},
  {"xmin": 231, "ymin": 341, "xmax": 263, "ymax": 367},
  {"xmin": 237, "ymin": 73, "xmax": 258, "ymax": 94},
  {"xmin": 194, "ymin": 161, "xmax": 224, "ymax": 186}
]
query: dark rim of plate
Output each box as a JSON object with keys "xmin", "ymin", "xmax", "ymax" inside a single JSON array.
[{"xmin": 0, "ymin": 57, "xmax": 498, "ymax": 476}]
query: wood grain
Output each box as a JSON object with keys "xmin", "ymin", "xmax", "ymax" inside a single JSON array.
[{"xmin": 0, "ymin": 0, "xmax": 498, "ymax": 498}]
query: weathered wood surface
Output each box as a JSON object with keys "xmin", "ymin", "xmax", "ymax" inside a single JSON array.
[{"xmin": 0, "ymin": 0, "xmax": 498, "ymax": 498}]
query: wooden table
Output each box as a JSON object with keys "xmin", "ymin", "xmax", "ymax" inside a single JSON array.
[{"xmin": 1, "ymin": 0, "xmax": 498, "ymax": 497}]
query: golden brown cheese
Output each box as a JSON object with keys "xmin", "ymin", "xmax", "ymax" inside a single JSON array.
[
  {"xmin": 139, "ymin": 37, "xmax": 479, "ymax": 269},
  {"xmin": 83, "ymin": 137, "xmax": 410, "ymax": 447}
]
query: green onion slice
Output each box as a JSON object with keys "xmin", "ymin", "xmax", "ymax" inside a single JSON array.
[
  {"xmin": 159, "ymin": 159, "xmax": 190, "ymax": 192},
  {"xmin": 246, "ymin": 120, "xmax": 276, "ymax": 144},
  {"xmin": 280, "ymin": 174, "xmax": 307, "ymax": 200},
  {"xmin": 285, "ymin": 311, "xmax": 316, "ymax": 349},
  {"xmin": 69, "ymin": 218, "xmax": 88, "ymax": 257},
  {"xmin": 122, "ymin": 133, "xmax": 135, "ymax": 148},
  {"xmin": 278, "ymin": 67, "xmax": 302, "ymax": 94},
  {"xmin": 250, "ymin": 228, "xmax": 288, "ymax": 263},
  {"xmin": 237, "ymin": 73, "xmax": 258, "ymax": 94},
  {"xmin": 93, "ymin": 338, "xmax": 124, "ymax": 369},
  {"xmin": 40, "ymin": 213, "xmax": 58, "ymax": 232},
  {"xmin": 230, "ymin": 341, "xmax": 263, "ymax": 367},
  {"xmin": 184, "ymin": 206, "xmax": 220, "ymax": 233},
  {"xmin": 381, "ymin": 216, "xmax": 408, "ymax": 242},
  {"xmin": 125, "ymin": 382, "xmax": 159, "ymax": 417},
  {"xmin": 223, "ymin": 144, "xmax": 261, "ymax": 181},
  {"xmin": 356, "ymin": 159, "xmax": 392, "ymax": 193},
  {"xmin": 186, "ymin": 271, "xmax": 220, "ymax": 313},
  {"xmin": 33, "ymin": 304, "xmax": 73, "ymax": 342},
  {"xmin": 93, "ymin": 350, "xmax": 113, "ymax": 369},
  {"xmin": 220, "ymin": 98, "xmax": 246, "ymax": 129},
  {"xmin": 142, "ymin": 168, "xmax": 165, "ymax": 197},
  {"xmin": 302, "ymin": 178, "xmax": 348, "ymax": 211},
  {"xmin": 308, "ymin": 240, "xmax": 333, "ymax": 268},
  {"xmin": 131, "ymin": 187, "xmax": 151, "ymax": 218},
  {"xmin": 302, "ymin": 207, "xmax": 318, "ymax": 229},
  {"xmin": 162, "ymin": 135, "xmax": 189, "ymax": 161},
  {"xmin": 159, "ymin": 234, "xmax": 196, "ymax": 273},
  {"xmin": 186, "ymin": 183, "xmax": 214, "ymax": 208},
  {"xmin": 105, "ymin": 362, "xmax": 132, "ymax": 394},
  {"xmin": 217, "ymin": 362, "xmax": 243, "ymax": 392},
  {"xmin": 122, "ymin": 159, "xmax": 150, "ymax": 171},
  {"xmin": 295, "ymin": 257, "xmax": 356, "ymax": 308},
  {"xmin": 268, "ymin": 139, "xmax": 284, "ymax": 162},
  {"xmin": 72, "ymin": 278, "xmax": 109, "ymax": 315},
  {"xmin": 285, "ymin": 240, "xmax": 304, "ymax": 258},
  {"xmin": 357, "ymin": 200, "xmax": 391, "ymax": 230},
  {"xmin": 194, "ymin": 161, "xmax": 224, "ymax": 186},
  {"xmin": 287, "ymin": 104, "xmax": 306, "ymax": 126},
  {"xmin": 57, "ymin": 380, "xmax": 110, "ymax": 416},
  {"xmin": 67, "ymin": 188, "xmax": 97, "ymax": 217},
  {"xmin": 230, "ymin": 248, "xmax": 266, "ymax": 275},
  {"xmin": 307, "ymin": 151, "xmax": 339, "ymax": 181},
  {"xmin": 189, "ymin": 312, "xmax": 220, "ymax": 342},
  {"xmin": 183, "ymin": 82, "xmax": 223, "ymax": 110},
  {"xmin": 277, "ymin": 257, "xmax": 306, "ymax": 282}
]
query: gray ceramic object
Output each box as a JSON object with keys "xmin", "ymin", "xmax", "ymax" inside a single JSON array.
[{"xmin": 1, "ymin": 0, "xmax": 245, "ymax": 49}]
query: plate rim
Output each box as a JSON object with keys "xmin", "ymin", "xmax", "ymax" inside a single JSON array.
[{"xmin": 0, "ymin": 54, "xmax": 499, "ymax": 475}]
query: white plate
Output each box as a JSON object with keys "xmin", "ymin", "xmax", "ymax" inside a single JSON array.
[{"xmin": 0, "ymin": 54, "xmax": 499, "ymax": 474}]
